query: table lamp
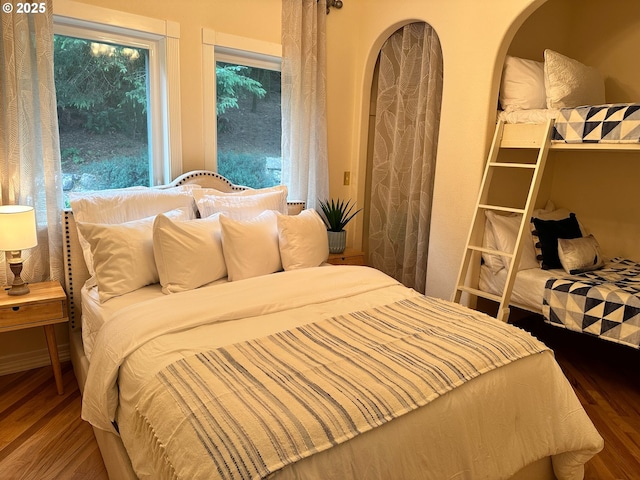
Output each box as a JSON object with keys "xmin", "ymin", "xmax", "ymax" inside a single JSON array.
[{"xmin": 0, "ymin": 205, "xmax": 38, "ymax": 295}]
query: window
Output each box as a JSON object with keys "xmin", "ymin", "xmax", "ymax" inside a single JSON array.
[
  {"xmin": 203, "ymin": 31, "xmax": 282, "ymax": 189},
  {"xmin": 53, "ymin": 1, "xmax": 182, "ymax": 199},
  {"xmin": 54, "ymin": 34, "xmax": 151, "ymax": 195}
]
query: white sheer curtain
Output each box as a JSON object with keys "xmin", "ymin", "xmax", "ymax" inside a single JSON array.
[
  {"xmin": 368, "ymin": 23, "xmax": 443, "ymax": 294},
  {"xmin": 281, "ymin": 0, "xmax": 329, "ymax": 210},
  {"xmin": 0, "ymin": 1, "xmax": 64, "ymax": 286}
]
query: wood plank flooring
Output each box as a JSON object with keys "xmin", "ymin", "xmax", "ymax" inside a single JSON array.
[
  {"xmin": 0, "ymin": 362, "xmax": 107, "ymax": 480},
  {"xmin": 0, "ymin": 317, "xmax": 638, "ymax": 479}
]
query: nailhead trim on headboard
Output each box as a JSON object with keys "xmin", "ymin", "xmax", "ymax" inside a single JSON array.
[{"xmin": 63, "ymin": 210, "xmax": 77, "ymax": 329}]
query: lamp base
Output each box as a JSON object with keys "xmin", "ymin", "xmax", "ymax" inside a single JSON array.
[
  {"xmin": 8, "ymin": 256, "xmax": 30, "ymax": 296},
  {"xmin": 8, "ymin": 281, "xmax": 30, "ymax": 296}
]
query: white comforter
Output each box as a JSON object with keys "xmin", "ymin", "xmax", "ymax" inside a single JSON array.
[{"xmin": 82, "ymin": 266, "xmax": 603, "ymax": 480}]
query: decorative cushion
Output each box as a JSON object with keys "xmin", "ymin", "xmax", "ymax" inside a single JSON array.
[
  {"xmin": 544, "ymin": 49, "xmax": 605, "ymax": 109},
  {"xmin": 499, "ymin": 56, "xmax": 546, "ymax": 112},
  {"xmin": 153, "ymin": 213, "xmax": 227, "ymax": 294},
  {"xmin": 77, "ymin": 208, "xmax": 190, "ymax": 303},
  {"xmin": 276, "ymin": 209, "xmax": 329, "ymax": 271},
  {"xmin": 69, "ymin": 186, "xmax": 196, "ymax": 276},
  {"xmin": 192, "ymin": 185, "xmax": 288, "ymax": 219},
  {"xmin": 219, "ymin": 210, "xmax": 282, "ymax": 281},
  {"xmin": 531, "ymin": 213, "xmax": 583, "ymax": 270},
  {"xmin": 558, "ymin": 234, "xmax": 604, "ymax": 275}
]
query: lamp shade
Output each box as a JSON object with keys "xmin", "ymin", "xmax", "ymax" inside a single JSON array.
[{"xmin": 0, "ymin": 205, "xmax": 38, "ymax": 251}]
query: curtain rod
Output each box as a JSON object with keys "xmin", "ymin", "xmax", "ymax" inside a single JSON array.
[{"xmin": 319, "ymin": 0, "xmax": 343, "ymax": 14}]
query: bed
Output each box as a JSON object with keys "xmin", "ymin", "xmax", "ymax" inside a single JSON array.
[
  {"xmin": 63, "ymin": 170, "xmax": 603, "ymax": 480},
  {"xmin": 479, "ymin": 206, "xmax": 640, "ymax": 350},
  {"xmin": 498, "ymin": 49, "xmax": 640, "ymax": 149}
]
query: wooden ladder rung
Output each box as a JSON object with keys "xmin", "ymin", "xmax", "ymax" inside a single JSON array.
[
  {"xmin": 478, "ymin": 204, "xmax": 526, "ymax": 215},
  {"xmin": 456, "ymin": 286, "xmax": 502, "ymax": 303}
]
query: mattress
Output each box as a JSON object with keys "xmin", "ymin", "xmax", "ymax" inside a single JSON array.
[
  {"xmin": 478, "ymin": 264, "xmax": 564, "ymax": 312},
  {"xmin": 80, "ymin": 266, "xmax": 603, "ymax": 480}
]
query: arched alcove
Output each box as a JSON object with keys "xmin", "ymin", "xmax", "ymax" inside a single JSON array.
[{"xmin": 493, "ymin": 0, "xmax": 640, "ymax": 261}]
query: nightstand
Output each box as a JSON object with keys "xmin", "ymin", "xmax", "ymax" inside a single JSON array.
[
  {"xmin": 0, "ymin": 281, "xmax": 68, "ymax": 394},
  {"xmin": 327, "ymin": 249, "xmax": 366, "ymax": 266}
]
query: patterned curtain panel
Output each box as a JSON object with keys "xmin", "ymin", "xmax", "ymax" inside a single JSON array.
[
  {"xmin": 368, "ymin": 23, "xmax": 443, "ymax": 294},
  {"xmin": 0, "ymin": 0, "xmax": 64, "ymax": 285},
  {"xmin": 281, "ymin": 0, "xmax": 329, "ymax": 210}
]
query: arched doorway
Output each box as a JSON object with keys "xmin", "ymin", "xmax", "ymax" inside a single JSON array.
[{"xmin": 364, "ymin": 22, "xmax": 443, "ymax": 294}]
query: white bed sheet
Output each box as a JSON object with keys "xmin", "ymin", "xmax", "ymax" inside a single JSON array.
[
  {"xmin": 80, "ymin": 266, "xmax": 602, "ymax": 480},
  {"xmin": 497, "ymin": 108, "xmax": 559, "ymax": 125},
  {"xmin": 81, "ymin": 277, "xmax": 228, "ymax": 361},
  {"xmin": 479, "ymin": 265, "xmax": 565, "ymax": 312}
]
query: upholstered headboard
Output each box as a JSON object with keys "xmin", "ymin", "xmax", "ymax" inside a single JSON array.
[{"xmin": 62, "ymin": 170, "xmax": 304, "ymax": 330}]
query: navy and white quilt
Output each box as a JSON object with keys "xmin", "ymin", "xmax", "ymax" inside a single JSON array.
[
  {"xmin": 552, "ymin": 103, "xmax": 640, "ymax": 143},
  {"xmin": 543, "ymin": 258, "xmax": 640, "ymax": 349}
]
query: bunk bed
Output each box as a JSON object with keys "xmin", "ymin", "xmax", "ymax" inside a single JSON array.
[
  {"xmin": 64, "ymin": 171, "xmax": 603, "ymax": 480},
  {"xmin": 455, "ymin": 49, "xmax": 640, "ymax": 350}
]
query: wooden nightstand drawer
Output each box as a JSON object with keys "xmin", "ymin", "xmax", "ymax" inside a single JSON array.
[
  {"xmin": 0, "ymin": 300, "xmax": 65, "ymax": 329},
  {"xmin": 328, "ymin": 249, "xmax": 365, "ymax": 266}
]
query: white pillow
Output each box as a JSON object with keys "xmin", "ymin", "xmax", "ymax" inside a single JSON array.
[
  {"xmin": 153, "ymin": 213, "xmax": 227, "ymax": 294},
  {"xmin": 482, "ymin": 218, "xmax": 504, "ymax": 274},
  {"xmin": 69, "ymin": 186, "xmax": 196, "ymax": 276},
  {"xmin": 77, "ymin": 208, "xmax": 190, "ymax": 303},
  {"xmin": 544, "ymin": 49, "xmax": 605, "ymax": 109},
  {"xmin": 484, "ymin": 211, "xmax": 540, "ymax": 271},
  {"xmin": 219, "ymin": 210, "xmax": 282, "ymax": 281},
  {"xmin": 499, "ymin": 56, "xmax": 546, "ymax": 112},
  {"xmin": 193, "ymin": 185, "xmax": 288, "ymax": 219},
  {"xmin": 558, "ymin": 234, "xmax": 604, "ymax": 275},
  {"xmin": 276, "ymin": 209, "xmax": 329, "ymax": 270}
]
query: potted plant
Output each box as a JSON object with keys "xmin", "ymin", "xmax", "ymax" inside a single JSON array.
[{"xmin": 319, "ymin": 198, "xmax": 362, "ymax": 254}]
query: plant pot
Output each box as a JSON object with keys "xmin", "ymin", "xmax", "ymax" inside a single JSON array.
[{"xmin": 327, "ymin": 230, "xmax": 347, "ymax": 254}]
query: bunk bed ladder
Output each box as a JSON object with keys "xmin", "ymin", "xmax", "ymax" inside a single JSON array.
[{"xmin": 452, "ymin": 119, "xmax": 555, "ymax": 322}]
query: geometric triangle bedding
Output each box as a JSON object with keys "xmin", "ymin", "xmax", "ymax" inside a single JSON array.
[
  {"xmin": 552, "ymin": 103, "xmax": 640, "ymax": 143},
  {"xmin": 543, "ymin": 258, "xmax": 640, "ymax": 349}
]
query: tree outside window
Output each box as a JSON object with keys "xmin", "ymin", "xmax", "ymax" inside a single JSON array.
[
  {"xmin": 216, "ymin": 62, "xmax": 281, "ymax": 189},
  {"xmin": 54, "ymin": 35, "xmax": 151, "ymax": 198}
]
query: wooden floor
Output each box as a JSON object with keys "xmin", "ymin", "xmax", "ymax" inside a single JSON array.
[
  {"xmin": 0, "ymin": 317, "xmax": 638, "ymax": 479},
  {"xmin": 0, "ymin": 362, "xmax": 107, "ymax": 480}
]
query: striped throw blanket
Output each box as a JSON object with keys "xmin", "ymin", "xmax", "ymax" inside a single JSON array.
[{"xmin": 134, "ymin": 296, "xmax": 548, "ymax": 480}]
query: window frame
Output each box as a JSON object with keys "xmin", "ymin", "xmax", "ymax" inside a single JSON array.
[
  {"xmin": 202, "ymin": 29, "xmax": 281, "ymax": 172},
  {"xmin": 53, "ymin": 0, "xmax": 182, "ymax": 185}
]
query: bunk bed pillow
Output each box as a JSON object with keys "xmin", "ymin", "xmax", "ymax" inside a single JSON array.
[
  {"xmin": 152, "ymin": 213, "xmax": 227, "ymax": 294},
  {"xmin": 219, "ymin": 210, "xmax": 282, "ymax": 281},
  {"xmin": 484, "ymin": 211, "xmax": 540, "ymax": 271},
  {"xmin": 276, "ymin": 209, "xmax": 329, "ymax": 271},
  {"xmin": 558, "ymin": 234, "xmax": 604, "ymax": 275},
  {"xmin": 482, "ymin": 218, "xmax": 504, "ymax": 274},
  {"xmin": 531, "ymin": 213, "xmax": 583, "ymax": 270},
  {"xmin": 543, "ymin": 49, "xmax": 605, "ymax": 109},
  {"xmin": 499, "ymin": 56, "xmax": 546, "ymax": 112}
]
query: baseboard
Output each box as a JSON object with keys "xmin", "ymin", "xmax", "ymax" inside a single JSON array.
[{"xmin": 0, "ymin": 343, "xmax": 71, "ymax": 376}]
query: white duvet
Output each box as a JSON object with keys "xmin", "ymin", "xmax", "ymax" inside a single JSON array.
[{"xmin": 82, "ymin": 266, "xmax": 603, "ymax": 480}]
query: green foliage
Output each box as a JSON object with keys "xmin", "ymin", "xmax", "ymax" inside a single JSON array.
[
  {"xmin": 319, "ymin": 199, "xmax": 362, "ymax": 232},
  {"xmin": 54, "ymin": 35, "xmax": 148, "ymax": 138},
  {"xmin": 217, "ymin": 151, "xmax": 278, "ymax": 189},
  {"xmin": 61, "ymin": 147, "xmax": 83, "ymax": 164},
  {"xmin": 216, "ymin": 63, "xmax": 266, "ymax": 118}
]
